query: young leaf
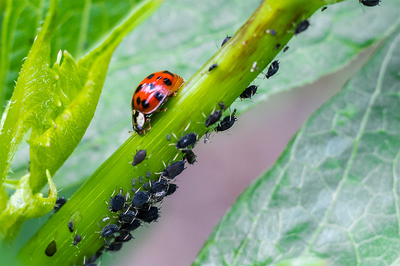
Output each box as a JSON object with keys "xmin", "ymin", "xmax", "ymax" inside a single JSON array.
[
  {"xmin": 0, "ymin": 0, "xmax": 163, "ymax": 240},
  {"xmin": 194, "ymin": 27, "xmax": 400, "ymax": 266}
]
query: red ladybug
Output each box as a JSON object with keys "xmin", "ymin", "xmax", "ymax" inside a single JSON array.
[{"xmin": 131, "ymin": 70, "xmax": 184, "ymax": 135}]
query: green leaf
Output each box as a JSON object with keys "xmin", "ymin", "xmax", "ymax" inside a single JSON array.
[
  {"xmin": 51, "ymin": 0, "xmax": 400, "ymax": 192},
  {"xmin": 0, "ymin": 0, "xmax": 163, "ymax": 240},
  {"xmin": 193, "ymin": 27, "xmax": 400, "ymax": 266}
]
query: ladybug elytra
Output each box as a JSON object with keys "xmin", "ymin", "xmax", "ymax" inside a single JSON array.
[{"xmin": 131, "ymin": 70, "xmax": 184, "ymax": 135}]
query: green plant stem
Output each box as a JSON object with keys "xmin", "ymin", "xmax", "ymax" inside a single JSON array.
[{"xmin": 18, "ymin": 0, "xmax": 344, "ymax": 265}]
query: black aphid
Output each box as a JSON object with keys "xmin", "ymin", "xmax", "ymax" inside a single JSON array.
[
  {"xmin": 101, "ymin": 224, "xmax": 120, "ymax": 237},
  {"xmin": 131, "ymin": 191, "xmax": 150, "ymax": 208},
  {"xmin": 136, "ymin": 206, "xmax": 159, "ymax": 223},
  {"xmin": 176, "ymin": 133, "xmax": 197, "ymax": 150},
  {"xmin": 265, "ymin": 60, "xmax": 279, "ymax": 79},
  {"xmin": 167, "ymin": 133, "xmax": 171, "ymax": 141},
  {"xmin": 54, "ymin": 197, "xmax": 67, "ymax": 212},
  {"xmin": 106, "ymin": 241, "xmax": 123, "ymax": 252},
  {"xmin": 132, "ymin": 149, "xmax": 146, "ymax": 166},
  {"xmin": 119, "ymin": 210, "xmax": 136, "ymax": 224},
  {"xmin": 270, "ymin": 29, "xmax": 277, "ymax": 36},
  {"xmin": 221, "ymin": 35, "xmax": 231, "ymax": 47},
  {"xmin": 109, "ymin": 194, "xmax": 125, "ymax": 212},
  {"xmin": 166, "ymin": 184, "xmax": 178, "ymax": 196},
  {"xmin": 87, "ymin": 250, "xmax": 103, "ymax": 265},
  {"xmin": 205, "ymin": 110, "xmax": 222, "ymax": 127},
  {"xmin": 283, "ymin": 46, "xmax": 289, "ymax": 53},
  {"xmin": 132, "ymin": 178, "xmax": 136, "ymax": 186},
  {"xmin": 121, "ymin": 219, "xmax": 141, "ymax": 231},
  {"xmin": 138, "ymin": 176, "xmax": 143, "ymax": 184},
  {"xmin": 359, "ymin": 0, "xmax": 380, "ymax": 6},
  {"xmin": 294, "ymin": 20, "xmax": 310, "ymax": 35},
  {"xmin": 149, "ymin": 180, "xmax": 168, "ymax": 200},
  {"xmin": 73, "ymin": 235, "xmax": 82, "ymax": 245},
  {"xmin": 115, "ymin": 231, "xmax": 133, "ymax": 243},
  {"xmin": 45, "ymin": 240, "xmax": 57, "ymax": 257},
  {"xmin": 239, "ymin": 85, "xmax": 258, "ymax": 99},
  {"xmin": 275, "ymin": 43, "xmax": 281, "ymax": 49},
  {"xmin": 162, "ymin": 160, "xmax": 185, "ymax": 179},
  {"xmin": 68, "ymin": 221, "xmax": 74, "ymax": 233},
  {"xmin": 321, "ymin": 6, "xmax": 328, "ymax": 11},
  {"xmin": 146, "ymin": 171, "xmax": 151, "ymax": 178},
  {"xmin": 208, "ymin": 64, "xmax": 218, "ymax": 71},
  {"xmin": 183, "ymin": 150, "xmax": 197, "ymax": 165},
  {"xmin": 215, "ymin": 110, "xmax": 237, "ymax": 132}
]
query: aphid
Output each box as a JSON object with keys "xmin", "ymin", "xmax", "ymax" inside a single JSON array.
[
  {"xmin": 215, "ymin": 110, "xmax": 237, "ymax": 132},
  {"xmin": 265, "ymin": 60, "xmax": 279, "ymax": 79},
  {"xmin": 131, "ymin": 191, "xmax": 150, "ymax": 208},
  {"xmin": 183, "ymin": 150, "xmax": 197, "ymax": 165},
  {"xmin": 167, "ymin": 133, "xmax": 171, "ymax": 141},
  {"xmin": 121, "ymin": 219, "xmax": 141, "ymax": 231},
  {"xmin": 132, "ymin": 149, "xmax": 146, "ymax": 166},
  {"xmin": 143, "ymin": 182, "xmax": 150, "ymax": 190},
  {"xmin": 321, "ymin": 6, "xmax": 328, "ymax": 11},
  {"xmin": 176, "ymin": 133, "xmax": 197, "ymax": 150},
  {"xmin": 131, "ymin": 71, "xmax": 185, "ymax": 135},
  {"xmin": 239, "ymin": 85, "xmax": 258, "ymax": 99},
  {"xmin": 146, "ymin": 171, "xmax": 151, "ymax": 178},
  {"xmin": 45, "ymin": 240, "xmax": 57, "ymax": 257},
  {"xmin": 208, "ymin": 64, "xmax": 218, "ymax": 72},
  {"xmin": 109, "ymin": 193, "xmax": 125, "ymax": 212},
  {"xmin": 131, "ymin": 178, "xmax": 136, "ymax": 186},
  {"xmin": 101, "ymin": 224, "xmax": 120, "ymax": 238},
  {"xmin": 205, "ymin": 110, "xmax": 222, "ymax": 127},
  {"xmin": 115, "ymin": 231, "xmax": 133, "ymax": 243},
  {"xmin": 138, "ymin": 176, "xmax": 143, "ymax": 184},
  {"xmin": 162, "ymin": 160, "xmax": 186, "ymax": 179},
  {"xmin": 166, "ymin": 183, "xmax": 178, "ymax": 196},
  {"xmin": 359, "ymin": 0, "xmax": 380, "ymax": 6},
  {"xmin": 294, "ymin": 20, "xmax": 310, "ymax": 35},
  {"xmin": 106, "ymin": 241, "xmax": 123, "ymax": 252},
  {"xmin": 73, "ymin": 235, "xmax": 82, "ymax": 245},
  {"xmin": 87, "ymin": 251, "xmax": 102, "ymax": 264},
  {"xmin": 119, "ymin": 210, "xmax": 136, "ymax": 224},
  {"xmin": 221, "ymin": 35, "xmax": 231, "ymax": 47},
  {"xmin": 270, "ymin": 29, "xmax": 277, "ymax": 36},
  {"xmin": 149, "ymin": 180, "xmax": 168, "ymax": 199},
  {"xmin": 54, "ymin": 197, "xmax": 67, "ymax": 212},
  {"xmin": 136, "ymin": 206, "xmax": 159, "ymax": 223},
  {"xmin": 283, "ymin": 46, "xmax": 289, "ymax": 53},
  {"xmin": 275, "ymin": 43, "xmax": 281, "ymax": 50},
  {"xmin": 68, "ymin": 221, "xmax": 74, "ymax": 233},
  {"xmin": 219, "ymin": 102, "xmax": 226, "ymax": 110}
]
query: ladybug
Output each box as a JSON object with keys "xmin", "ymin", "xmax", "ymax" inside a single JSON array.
[
  {"xmin": 294, "ymin": 20, "xmax": 310, "ymax": 35},
  {"xmin": 131, "ymin": 71, "xmax": 184, "ymax": 135}
]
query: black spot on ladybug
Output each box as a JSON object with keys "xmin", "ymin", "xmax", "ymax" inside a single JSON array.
[
  {"xmin": 131, "ymin": 191, "xmax": 150, "ymax": 208},
  {"xmin": 135, "ymin": 84, "xmax": 143, "ymax": 94},
  {"xmin": 73, "ymin": 235, "xmax": 82, "ymax": 245},
  {"xmin": 166, "ymin": 183, "xmax": 178, "ymax": 196},
  {"xmin": 205, "ymin": 110, "xmax": 222, "ymax": 127},
  {"xmin": 359, "ymin": 0, "xmax": 380, "ymax": 6},
  {"xmin": 209, "ymin": 64, "xmax": 218, "ymax": 72},
  {"xmin": 265, "ymin": 60, "xmax": 279, "ymax": 79},
  {"xmin": 119, "ymin": 210, "xmax": 136, "ymax": 223},
  {"xmin": 221, "ymin": 35, "xmax": 232, "ymax": 47},
  {"xmin": 54, "ymin": 197, "xmax": 67, "ymax": 212},
  {"xmin": 142, "ymin": 99, "xmax": 150, "ymax": 109},
  {"xmin": 68, "ymin": 221, "xmax": 74, "ymax": 233},
  {"xmin": 106, "ymin": 241, "xmax": 123, "ymax": 252},
  {"xmin": 321, "ymin": 6, "xmax": 328, "ymax": 11},
  {"xmin": 147, "ymin": 73, "xmax": 155, "ymax": 79},
  {"xmin": 294, "ymin": 20, "xmax": 310, "ymax": 35},
  {"xmin": 121, "ymin": 219, "xmax": 141, "ymax": 231},
  {"xmin": 147, "ymin": 83, "xmax": 155, "ymax": 90},
  {"xmin": 154, "ymin": 91, "xmax": 164, "ymax": 101},
  {"xmin": 136, "ymin": 97, "xmax": 141, "ymax": 106},
  {"xmin": 283, "ymin": 46, "xmax": 289, "ymax": 53},
  {"xmin": 45, "ymin": 240, "xmax": 57, "ymax": 257},
  {"xmin": 183, "ymin": 150, "xmax": 197, "ymax": 165},
  {"xmin": 136, "ymin": 206, "xmax": 159, "ymax": 223},
  {"xmin": 101, "ymin": 224, "xmax": 120, "ymax": 238},
  {"xmin": 240, "ymin": 85, "xmax": 258, "ymax": 99},
  {"xmin": 115, "ymin": 231, "xmax": 133, "ymax": 243},
  {"xmin": 215, "ymin": 110, "xmax": 237, "ymax": 132},
  {"xmin": 110, "ymin": 194, "xmax": 125, "ymax": 212},
  {"xmin": 163, "ymin": 78, "xmax": 172, "ymax": 86},
  {"xmin": 132, "ymin": 149, "xmax": 146, "ymax": 166},
  {"xmin": 176, "ymin": 133, "xmax": 197, "ymax": 150},
  {"xmin": 162, "ymin": 70, "xmax": 174, "ymax": 77},
  {"xmin": 157, "ymin": 75, "xmax": 163, "ymax": 80},
  {"xmin": 162, "ymin": 160, "xmax": 186, "ymax": 179}
]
